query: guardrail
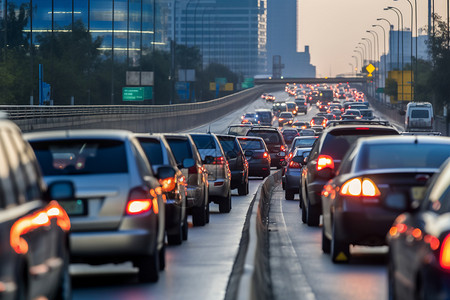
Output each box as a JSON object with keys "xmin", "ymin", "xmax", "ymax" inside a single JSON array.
[{"xmin": 4, "ymin": 84, "xmax": 282, "ymax": 133}]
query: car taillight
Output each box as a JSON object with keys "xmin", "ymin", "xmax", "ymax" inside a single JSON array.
[
  {"xmin": 339, "ymin": 178, "xmax": 381, "ymax": 197},
  {"xmin": 263, "ymin": 152, "xmax": 269, "ymax": 158},
  {"xmin": 440, "ymin": 235, "xmax": 450, "ymax": 269},
  {"xmin": 310, "ymin": 120, "xmax": 315, "ymax": 126},
  {"xmin": 280, "ymin": 145, "xmax": 286, "ymax": 152},
  {"xmin": 159, "ymin": 177, "xmax": 176, "ymax": 192},
  {"xmin": 289, "ymin": 161, "xmax": 301, "ymax": 168},
  {"xmin": 288, "ymin": 152, "xmax": 293, "ymax": 159},
  {"xmin": 126, "ymin": 186, "xmax": 158, "ymax": 215},
  {"xmin": 316, "ymin": 155, "xmax": 334, "ymax": 171},
  {"xmin": 213, "ymin": 156, "xmax": 225, "ymax": 165}
]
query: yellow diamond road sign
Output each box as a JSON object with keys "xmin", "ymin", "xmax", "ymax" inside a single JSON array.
[{"xmin": 366, "ymin": 63, "xmax": 375, "ymax": 74}]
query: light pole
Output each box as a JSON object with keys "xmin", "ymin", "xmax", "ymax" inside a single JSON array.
[
  {"xmin": 377, "ymin": 18, "xmax": 393, "ymax": 71},
  {"xmin": 352, "ymin": 55, "xmax": 358, "ymax": 74},
  {"xmin": 362, "ymin": 38, "xmax": 373, "ymax": 63},
  {"xmin": 385, "ymin": 6, "xmax": 404, "ymax": 103},
  {"xmin": 373, "ymin": 24, "xmax": 388, "ymax": 103},
  {"xmin": 358, "ymin": 43, "xmax": 367, "ymax": 65},
  {"xmin": 367, "ymin": 30, "xmax": 380, "ymax": 98},
  {"xmin": 354, "ymin": 49, "xmax": 363, "ymax": 71},
  {"xmin": 349, "ymin": 63, "xmax": 354, "ymax": 75}
]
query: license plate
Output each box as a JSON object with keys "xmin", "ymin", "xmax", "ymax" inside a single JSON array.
[
  {"xmin": 411, "ymin": 186, "xmax": 427, "ymax": 202},
  {"xmin": 59, "ymin": 199, "xmax": 87, "ymax": 216}
]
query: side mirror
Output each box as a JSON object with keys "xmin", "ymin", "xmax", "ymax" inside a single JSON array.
[
  {"xmin": 182, "ymin": 158, "xmax": 195, "ymax": 169},
  {"xmin": 204, "ymin": 155, "xmax": 214, "ymax": 164},
  {"xmin": 47, "ymin": 181, "xmax": 75, "ymax": 201},
  {"xmin": 227, "ymin": 151, "xmax": 238, "ymax": 159},
  {"xmin": 156, "ymin": 165, "xmax": 176, "ymax": 180}
]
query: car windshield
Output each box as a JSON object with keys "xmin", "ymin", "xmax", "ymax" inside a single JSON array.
[
  {"xmin": 31, "ymin": 139, "xmax": 128, "ymax": 175},
  {"xmin": 247, "ymin": 131, "xmax": 281, "ymax": 144},
  {"xmin": 238, "ymin": 139, "xmax": 264, "ymax": 150},
  {"xmin": 293, "ymin": 138, "xmax": 316, "ymax": 147}
]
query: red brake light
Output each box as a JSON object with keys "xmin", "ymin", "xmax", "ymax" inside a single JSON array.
[
  {"xmin": 159, "ymin": 177, "xmax": 176, "ymax": 192},
  {"xmin": 339, "ymin": 178, "xmax": 381, "ymax": 197},
  {"xmin": 126, "ymin": 187, "xmax": 157, "ymax": 215},
  {"xmin": 440, "ymin": 235, "xmax": 450, "ymax": 269},
  {"xmin": 316, "ymin": 155, "xmax": 334, "ymax": 171},
  {"xmin": 213, "ymin": 156, "xmax": 225, "ymax": 165},
  {"xmin": 356, "ymin": 127, "xmax": 370, "ymax": 130},
  {"xmin": 289, "ymin": 161, "xmax": 301, "ymax": 168},
  {"xmin": 280, "ymin": 145, "xmax": 286, "ymax": 152},
  {"xmin": 263, "ymin": 152, "xmax": 269, "ymax": 158},
  {"xmin": 127, "ymin": 200, "xmax": 152, "ymax": 215},
  {"xmin": 310, "ymin": 120, "xmax": 315, "ymax": 126}
]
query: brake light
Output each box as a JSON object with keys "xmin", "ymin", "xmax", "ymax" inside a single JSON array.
[
  {"xmin": 213, "ymin": 156, "xmax": 225, "ymax": 165},
  {"xmin": 356, "ymin": 127, "xmax": 370, "ymax": 130},
  {"xmin": 310, "ymin": 120, "xmax": 315, "ymax": 126},
  {"xmin": 289, "ymin": 161, "xmax": 301, "ymax": 168},
  {"xmin": 127, "ymin": 200, "xmax": 151, "ymax": 215},
  {"xmin": 159, "ymin": 177, "xmax": 176, "ymax": 192},
  {"xmin": 339, "ymin": 178, "xmax": 381, "ymax": 197},
  {"xmin": 280, "ymin": 145, "xmax": 286, "ymax": 152},
  {"xmin": 263, "ymin": 152, "xmax": 269, "ymax": 158},
  {"xmin": 440, "ymin": 235, "xmax": 450, "ymax": 270},
  {"xmin": 126, "ymin": 186, "xmax": 157, "ymax": 215},
  {"xmin": 316, "ymin": 155, "xmax": 334, "ymax": 171},
  {"xmin": 288, "ymin": 152, "xmax": 293, "ymax": 159}
]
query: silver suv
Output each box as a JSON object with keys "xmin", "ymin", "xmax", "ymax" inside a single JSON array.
[
  {"xmin": 190, "ymin": 133, "xmax": 232, "ymax": 213},
  {"xmin": 26, "ymin": 130, "xmax": 168, "ymax": 283}
]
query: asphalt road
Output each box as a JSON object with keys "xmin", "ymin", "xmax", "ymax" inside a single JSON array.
[{"xmin": 71, "ymin": 89, "xmax": 393, "ymax": 300}]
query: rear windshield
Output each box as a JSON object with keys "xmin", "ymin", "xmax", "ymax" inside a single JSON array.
[
  {"xmin": 138, "ymin": 139, "xmax": 164, "ymax": 166},
  {"xmin": 321, "ymin": 129, "xmax": 398, "ymax": 160},
  {"xmin": 247, "ymin": 130, "xmax": 281, "ymax": 144},
  {"xmin": 238, "ymin": 139, "xmax": 264, "ymax": 150},
  {"xmin": 191, "ymin": 135, "xmax": 216, "ymax": 150},
  {"xmin": 279, "ymin": 113, "xmax": 292, "ymax": 118},
  {"xmin": 228, "ymin": 126, "xmax": 250, "ymax": 136},
  {"xmin": 218, "ymin": 138, "xmax": 239, "ymax": 153},
  {"xmin": 362, "ymin": 144, "xmax": 450, "ymax": 170},
  {"xmin": 287, "ymin": 103, "xmax": 296, "ymax": 108},
  {"xmin": 257, "ymin": 112, "xmax": 272, "ymax": 122},
  {"xmin": 166, "ymin": 138, "xmax": 193, "ymax": 163},
  {"xmin": 411, "ymin": 109, "xmax": 430, "ymax": 118},
  {"xmin": 293, "ymin": 138, "xmax": 316, "ymax": 148},
  {"xmin": 30, "ymin": 139, "xmax": 128, "ymax": 175},
  {"xmin": 360, "ymin": 110, "xmax": 373, "ymax": 117}
]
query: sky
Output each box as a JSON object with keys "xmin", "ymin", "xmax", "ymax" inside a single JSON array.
[{"xmin": 298, "ymin": 0, "xmax": 448, "ymax": 77}]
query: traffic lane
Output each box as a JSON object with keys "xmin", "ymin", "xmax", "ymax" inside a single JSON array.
[
  {"xmin": 71, "ymin": 178, "xmax": 265, "ymax": 300},
  {"xmin": 269, "ymin": 185, "xmax": 388, "ymax": 300}
]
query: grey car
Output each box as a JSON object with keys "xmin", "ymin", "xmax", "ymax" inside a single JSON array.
[
  {"xmin": 284, "ymin": 147, "xmax": 311, "ymax": 200},
  {"xmin": 190, "ymin": 133, "xmax": 232, "ymax": 213},
  {"xmin": 26, "ymin": 130, "xmax": 168, "ymax": 283}
]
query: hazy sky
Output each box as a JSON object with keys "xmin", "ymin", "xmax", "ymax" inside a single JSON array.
[{"xmin": 299, "ymin": 0, "xmax": 448, "ymax": 77}]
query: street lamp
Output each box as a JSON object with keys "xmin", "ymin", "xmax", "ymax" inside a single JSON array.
[
  {"xmin": 362, "ymin": 38, "xmax": 372, "ymax": 63},
  {"xmin": 385, "ymin": 6, "xmax": 404, "ymax": 102},
  {"xmin": 377, "ymin": 18, "xmax": 394, "ymax": 70},
  {"xmin": 373, "ymin": 24, "xmax": 388, "ymax": 103},
  {"xmin": 349, "ymin": 63, "xmax": 354, "ymax": 75},
  {"xmin": 358, "ymin": 43, "xmax": 367, "ymax": 65},
  {"xmin": 353, "ymin": 49, "xmax": 363, "ymax": 71},
  {"xmin": 352, "ymin": 55, "xmax": 358, "ymax": 74},
  {"xmin": 367, "ymin": 30, "xmax": 380, "ymax": 97}
]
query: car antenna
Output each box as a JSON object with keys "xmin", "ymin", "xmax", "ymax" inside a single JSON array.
[
  {"xmin": 207, "ymin": 124, "xmax": 211, "ymax": 134},
  {"xmin": 414, "ymin": 135, "xmax": 418, "ymax": 144}
]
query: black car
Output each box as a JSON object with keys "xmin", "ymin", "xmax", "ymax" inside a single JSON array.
[
  {"xmin": 237, "ymin": 136, "xmax": 271, "ymax": 178},
  {"xmin": 246, "ymin": 127, "xmax": 287, "ymax": 169},
  {"xmin": 321, "ymin": 136, "xmax": 450, "ymax": 263},
  {"xmin": 136, "ymin": 134, "xmax": 189, "ymax": 245},
  {"xmin": 282, "ymin": 128, "xmax": 299, "ymax": 145},
  {"xmin": 294, "ymin": 99, "xmax": 308, "ymax": 115},
  {"xmin": 227, "ymin": 124, "xmax": 253, "ymax": 136},
  {"xmin": 255, "ymin": 109, "xmax": 274, "ymax": 126},
  {"xmin": 301, "ymin": 121, "xmax": 400, "ymax": 226},
  {"xmin": 388, "ymin": 158, "xmax": 450, "ymax": 299},
  {"xmin": 216, "ymin": 134, "xmax": 249, "ymax": 196}
]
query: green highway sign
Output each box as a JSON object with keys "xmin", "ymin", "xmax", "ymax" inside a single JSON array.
[{"xmin": 122, "ymin": 87, "xmax": 153, "ymax": 101}]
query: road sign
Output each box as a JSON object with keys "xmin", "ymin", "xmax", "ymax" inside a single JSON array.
[
  {"xmin": 376, "ymin": 87, "xmax": 384, "ymax": 93},
  {"xmin": 122, "ymin": 87, "xmax": 153, "ymax": 101},
  {"xmin": 366, "ymin": 64, "xmax": 375, "ymax": 74}
]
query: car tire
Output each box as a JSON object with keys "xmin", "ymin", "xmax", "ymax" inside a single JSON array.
[
  {"xmin": 136, "ymin": 252, "xmax": 159, "ymax": 283},
  {"xmin": 192, "ymin": 198, "xmax": 207, "ymax": 227},
  {"xmin": 306, "ymin": 200, "xmax": 320, "ymax": 227},
  {"xmin": 159, "ymin": 243, "xmax": 166, "ymax": 271},
  {"xmin": 219, "ymin": 193, "xmax": 232, "ymax": 213},
  {"xmin": 182, "ymin": 214, "xmax": 188, "ymax": 241},
  {"xmin": 238, "ymin": 180, "xmax": 248, "ymax": 196},
  {"xmin": 282, "ymin": 180, "xmax": 286, "ymax": 190},
  {"xmin": 285, "ymin": 189, "xmax": 295, "ymax": 200},
  {"xmin": 388, "ymin": 260, "xmax": 396, "ymax": 300},
  {"xmin": 322, "ymin": 227, "xmax": 331, "ymax": 254},
  {"xmin": 331, "ymin": 218, "xmax": 350, "ymax": 264},
  {"xmin": 301, "ymin": 201, "xmax": 306, "ymax": 223},
  {"xmin": 167, "ymin": 224, "xmax": 183, "ymax": 245},
  {"xmin": 55, "ymin": 252, "xmax": 71, "ymax": 300},
  {"xmin": 205, "ymin": 194, "xmax": 210, "ymax": 224},
  {"xmin": 245, "ymin": 180, "xmax": 249, "ymax": 195}
]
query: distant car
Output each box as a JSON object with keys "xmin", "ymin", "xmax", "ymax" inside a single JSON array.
[
  {"xmin": 164, "ymin": 134, "xmax": 210, "ymax": 226},
  {"xmin": 246, "ymin": 127, "xmax": 287, "ymax": 169},
  {"xmin": 283, "ymin": 147, "xmax": 312, "ymax": 200},
  {"xmin": 227, "ymin": 124, "xmax": 253, "ymax": 136},
  {"xmin": 261, "ymin": 93, "xmax": 268, "ymax": 99},
  {"xmin": 272, "ymin": 102, "xmax": 287, "ymax": 117},
  {"xmin": 344, "ymin": 109, "xmax": 362, "ymax": 118},
  {"xmin": 405, "ymin": 102, "xmax": 434, "ymax": 131},
  {"xmin": 288, "ymin": 136, "xmax": 318, "ymax": 158},
  {"xmin": 292, "ymin": 121, "xmax": 310, "ymax": 130},
  {"xmin": 286, "ymin": 102, "xmax": 298, "ymax": 116},
  {"xmin": 265, "ymin": 94, "xmax": 275, "ymax": 101},
  {"xmin": 359, "ymin": 109, "xmax": 375, "ymax": 120},
  {"xmin": 294, "ymin": 99, "xmax": 308, "ymax": 114},
  {"xmin": 237, "ymin": 136, "xmax": 271, "ymax": 178},
  {"xmin": 310, "ymin": 116, "xmax": 327, "ymax": 127},
  {"xmin": 27, "ymin": 129, "xmax": 168, "ymax": 283},
  {"xmin": 190, "ymin": 133, "xmax": 232, "ymax": 213},
  {"xmin": 388, "ymin": 157, "xmax": 450, "ymax": 300},
  {"xmin": 301, "ymin": 121, "xmax": 400, "ymax": 226},
  {"xmin": 216, "ymin": 134, "xmax": 249, "ymax": 196},
  {"xmin": 278, "ymin": 112, "xmax": 294, "ymax": 127},
  {"xmin": 136, "ymin": 134, "xmax": 189, "ymax": 245},
  {"xmin": 322, "ymin": 136, "xmax": 450, "ymax": 263},
  {"xmin": 255, "ymin": 109, "xmax": 274, "ymax": 126},
  {"xmin": 241, "ymin": 113, "xmax": 260, "ymax": 125},
  {"xmin": 341, "ymin": 114, "xmax": 359, "ymax": 120},
  {"xmin": 2, "ymin": 120, "xmax": 74, "ymax": 300},
  {"xmin": 282, "ymin": 128, "xmax": 299, "ymax": 144}
]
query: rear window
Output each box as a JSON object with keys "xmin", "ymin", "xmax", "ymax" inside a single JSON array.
[
  {"xmin": 362, "ymin": 144, "xmax": 450, "ymax": 170},
  {"xmin": 138, "ymin": 139, "xmax": 164, "ymax": 166},
  {"xmin": 30, "ymin": 139, "xmax": 128, "ymax": 175},
  {"xmin": 191, "ymin": 135, "xmax": 216, "ymax": 149},
  {"xmin": 166, "ymin": 138, "xmax": 193, "ymax": 163},
  {"xmin": 283, "ymin": 129, "xmax": 297, "ymax": 135},
  {"xmin": 257, "ymin": 112, "xmax": 272, "ymax": 122},
  {"xmin": 293, "ymin": 138, "xmax": 316, "ymax": 148},
  {"xmin": 360, "ymin": 110, "xmax": 373, "ymax": 117},
  {"xmin": 218, "ymin": 138, "xmax": 239, "ymax": 153},
  {"xmin": 228, "ymin": 126, "xmax": 251, "ymax": 136},
  {"xmin": 247, "ymin": 130, "xmax": 281, "ymax": 144},
  {"xmin": 238, "ymin": 139, "xmax": 264, "ymax": 150},
  {"xmin": 411, "ymin": 109, "xmax": 430, "ymax": 118},
  {"xmin": 321, "ymin": 128, "xmax": 398, "ymax": 160},
  {"xmin": 279, "ymin": 113, "xmax": 292, "ymax": 118}
]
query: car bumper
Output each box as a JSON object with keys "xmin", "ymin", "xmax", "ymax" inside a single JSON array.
[
  {"xmin": 208, "ymin": 178, "xmax": 230, "ymax": 198},
  {"xmin": 285, "ymin": 172, "xmax": 301, "ymax": 190},
  {"xmin": 248, "ymin": 159, "xmax": 271, "ymax": 176},
  {"xmin": 270, "ymin": 153, "xmax": 286, "ymax": 167}
]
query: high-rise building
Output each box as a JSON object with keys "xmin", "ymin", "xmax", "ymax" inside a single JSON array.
[
  {"xmin": 166, "ymin": 0, "xmax": 267, "ymax": 77},
  {"xmin": 266, "ymin": 0, "xmax": 315, "ymax": 77}
]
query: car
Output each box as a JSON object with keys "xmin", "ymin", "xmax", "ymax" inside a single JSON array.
[
  {"xmin": 286, "ymin": 102, "xmax": 298, "ymax": 116},
  {"xmin": 237, "ymin": 136, "xmax": 271, "ymax": 178},
  {"xmin": 227, "ymin": 124, "xmax": 253, "ymax": 136},
  {"xmin": 300, "ymin": 121, "xmax": 400, "ymax": 226},
  {"xmin": 282, "ymin": 128, "xmax": 299, "ymax": 145},
  {"xmin": 288, "ymin": 136, "xmax": 318, "ymax": 157},
  {"xmin": 387, "ymin": 158, "xmax": 450, "ymax": 300},
  {"xmin": 265, "ymin": 94, "xmax": 275, "ymax": 101},
  {"xmin": 255, "ymin": 109, "xmax": 274, "ymax": 126},
  {"xmin": 359, "ymin": 109, "xmax": 375, "ymax": 120},
  {"xmin": 311, "ymin": 125, "xmax": 324, "ymax": 135},
  {"xmin": 278, "ymin": 112, "xmax": 294, "ymax": 127},
  {"xmin": 310, "ymin": 116, "xmax": 327, "ymax": 127},
  {"xmin": 261, "ymin": 93, "xmax": 268, "ymax": 99},
  {"xmin": 283, "ymin": 147, "xmax": 312, "ymax": 200},
  {"xmin": 135, "ymin": 134, "xmax": 189, "ymax": 245},
  {"xmin": 1, "ymin": 119, "xmax": 74, "ymax": 300},
  {"xmin": 241, "ymin": 113, "xmax": 260, "ymax": 125},
  {"xmin": 321, "ymin": 136, "xmax": 450, "ymax": 263},
  {"xmin": 292, "ymin": 121, "xmax": 310, "ymax": 130},
  {"xmin": 344, "ymin": 109, "xmax": 362, "ymax": 118},
  {"xmin": 216, "ymin": 134, "xmax": 249, "ymax": 196},
  {"xmin": 405, "ymin": 102, "xmax": 434, "ymax": 131},
  {"xmin": 26, "ymin": 129, "xmax": 168, "ymax": 283},
  {"xmin": 272, "ymin": 102, "xmax": 287, "ymax": 117},
  {"xmin": 330, "ymin": 109, "xmax": 343, "ymax": 119},
  {"xmin": 294, "ymin": 99, "xmax": 308, "ymax": 115},
  {"xmin": 246, "ymin": 127, "xmax": 287, "ymax": 169},
  {"xmin": 164, "ymin": 134, "xmax": 210, "ymax": 226},
  {"xmin": 347, "ymin": 104, "xmax": 368, "ymax": 111},
  {"xmin": 340, "ymin": 114, "xmax": 359, "ymax": 121},
  {"xmin": 190, "ymin": 133, "xmax": 232, "ymax": 213},
  {"xmin": 299, "ymin": 129, "xmax": 316, "ymax": 136}
]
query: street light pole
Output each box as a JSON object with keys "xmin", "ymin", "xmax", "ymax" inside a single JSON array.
[
  {"xmin": 377, "ymin": 18, "xmax": 393, "ymax": 71},
  {"xmin": 362, "ymin": 38, "xmax": 373, "ymax": 63},
  {"xmin": 367, "ymin": 30, "xmax": 380, "ymax": 98},
  {"xmin": 352, "ymin": 55, "xmax": 358, "ymax": 74},
  {"xmin": 354, "ymin": 49, "xmax": 364, "ymax": 71},
  {"xmin": 373, "ymin": 24, "xmax": 388, "ymax": 103},
  {"xmin": 358, "ymin": 43, "xmax": 367, "ymax": 65},
  {"xmin": 388, "ymin": 6, "xmax": 404, "ymax": 103}
]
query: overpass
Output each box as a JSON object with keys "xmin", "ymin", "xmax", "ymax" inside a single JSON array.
[{"xmin": 254, "ymin": 77, "xmax": 368, "ymax": 85}]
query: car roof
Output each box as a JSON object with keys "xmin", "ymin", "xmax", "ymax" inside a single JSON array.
[
  {"xmin": 24, "ymin": 129, "xmax": 134, "ymax": 141},
  {"xmin": 358, "ymin": 135, "xmax": 450, "ymax": 146}
]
